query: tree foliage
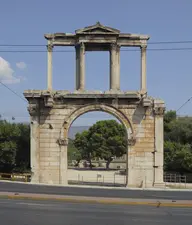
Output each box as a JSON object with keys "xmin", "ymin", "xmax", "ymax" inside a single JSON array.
[
  {"xmin": 164, "ymin": 141, "xmax": 192, "ymax": 172},
  {"xmin": 0, "ymin": 117, "xmax": 30, "ymax": 173},
  {"xmin": 164, "ymin": 111, "xmax": 192, "ymax": 173},
  {"xmin": 74, "ymin": 120, "xmax": 127, "ymax": 168},
  {"xmin": 68, "ymin": 138, "xmax": 81, "ymax": 165},
  {"xmin": 14, "ymin": 123, "xmax": 30, "ymax": 172}
]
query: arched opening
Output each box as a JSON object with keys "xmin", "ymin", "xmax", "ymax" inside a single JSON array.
[{"xmin": 65, "ymin": 104, "xmax": 133, "ymax": 187}]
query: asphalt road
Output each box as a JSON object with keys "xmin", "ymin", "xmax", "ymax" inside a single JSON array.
[
  {"xmin": 0, "ymin": 198, "xmax": 192, "ymax": 225},
  {"xmin": 0, "ymin": 181, "xmax": 192, "ymax": 200}
]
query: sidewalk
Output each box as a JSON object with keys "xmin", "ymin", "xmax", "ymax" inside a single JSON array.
[
  {"xmin": 1, "ymin": 179, "xmax": 192, "ymax": 192},
  {"xmin": 0, "ymin": 191, "xmax": 192, "ymax": 207}
]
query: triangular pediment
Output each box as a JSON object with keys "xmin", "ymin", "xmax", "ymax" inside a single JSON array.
[{"xmin": 75, "ymin": 22, "xmax": 120, "ymax": 34}]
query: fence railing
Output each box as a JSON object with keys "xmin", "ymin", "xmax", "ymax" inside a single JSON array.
[
  {"xmin": 164, "ymin": 173, "xmax": 187, "ymax": 183},
  {"xmin": 164, "ymin": 173, "xmax": 188, "ymax": 188},
  {"xmin": 0, "ymin": 173, "xmax": 31, "ymax": 182},
  {"xmin": 68, "ymin": 170, "xmax": 126, "ymax": 187}
]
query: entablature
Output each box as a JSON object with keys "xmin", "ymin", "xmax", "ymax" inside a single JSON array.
[{"xmin": 44, "ymin": 22, "xmax": 150, "ymax": 49}]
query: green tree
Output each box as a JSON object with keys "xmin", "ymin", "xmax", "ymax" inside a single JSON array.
[
  {"xmin": 74, "ymin": 130, "xmax": 95, "ymax": 168},
  {"xmin": 167, "ymin": 117, "xmax": 192, "ymax": 144},
  {"xmin": 164, "ymin": 141, "xmax": 192, "ymax": 172},
  {"xmin": 164, "ymin": 111, "xmax": 192, "ymax": 173},
  {"xmin": 164, "ymin": 110, "xmax": 176, "ymax": 135},
  {"xmin": 14, "ymin": 123, "xmax": 30, "ymax": 172},
  {"xmin": 68, "ymin": 138, "xmax": 81, "ymax": 166},
  {"xmin": 74, "ymin": 120, "xmax": 127, "ymax": 169},
  {"xmin": 0, "ymin": 119, "xmax": 21, "ymax": 172}
]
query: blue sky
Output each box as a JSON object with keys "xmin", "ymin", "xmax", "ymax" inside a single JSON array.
[{"xmin": 0, "ymin": 0, "xmax": 192, "ymax": 126}]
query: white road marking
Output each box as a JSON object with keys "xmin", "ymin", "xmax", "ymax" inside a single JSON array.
[
  {"xmin": 17, "ymin": 202, "xmax": 51, "ymax": 207},
  {"xmin": 0, "ymin": 200, "xmax": 15, "ymax": 204}
]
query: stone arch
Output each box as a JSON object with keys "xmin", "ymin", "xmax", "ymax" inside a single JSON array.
[
  {"xmin": 62, "ymin": 103, "xmax": 135, "ymax": 187},
  {"xmin": 62, "ymin": 103, "xmax": 134, "ymax": 139}
]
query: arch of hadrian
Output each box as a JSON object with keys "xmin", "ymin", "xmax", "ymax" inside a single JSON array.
[{"xmin": 24, "ymin": 22, "xmax": 165, "ymax": 188}]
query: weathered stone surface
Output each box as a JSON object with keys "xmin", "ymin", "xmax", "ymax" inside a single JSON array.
[
  {"xmin": 135, "ymin": 132, "xmax": 145, "ymax": 138},
  {"xmin": 40, "ymin": 128, "xmax": 61, "ymax": 133},
  {"xmin": 136, "ymin": 152, "xmax": 145, "ymax": 157},
  {"xmin": 40, "ymin": 143, "xmax": 50, "ymax": 147},
  {"xmin": 50, "ymin": 152, "xmax": 60, "ymax": 157},
  {"xmin": 40, "ymin": 152, "xmax": 50, "ymax": 157},
  {"xmin": 27, "ymin": 95, "xmax": 164, "ymax": 187},
  {"xmin": 25, "ymin": 23, "xmax": 165, "ymax": 188}
]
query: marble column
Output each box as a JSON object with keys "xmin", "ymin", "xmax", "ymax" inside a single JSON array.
[
  {"xmin": 115, "ymin": 45, "xmax": 120, "ymax": 90},
  {"xmin": 79, "ymin": 43, "xmax": 85, "ymax": 90},
  {"xmin": 47, "ymin": 44, "xmax": 53, "ymax": 91},
  {"xmin": 140, "ymin": 45, "xmax": 147, "ymax": 93},
  {"xmin": 75, "ymin": 45, "xmax": 80, "ymax": 90},
  {"xmin": 28, "ymin": 102, "xmax": 40, "ymax": 183},
  {"xmin": 153, "ymin": 101, "xmax": 165, "ymax": 187},
  {"xmin": 110, "ymin": 44, "xmax": 120, "ymax": 90},
  {"xmin": 126, "ymin": 136, "xmax": 136, "ymax": 187},
  {"xmin": 58, "ymin": 138, "xmax": 68, "ymax": 185}
]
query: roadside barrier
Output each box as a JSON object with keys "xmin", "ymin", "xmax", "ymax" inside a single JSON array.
[{"xmin": 0, "ymin": 173, "xmax": 31, "ymax": 182}]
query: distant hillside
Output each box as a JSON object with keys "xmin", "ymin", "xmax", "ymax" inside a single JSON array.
[
  {"xmin": 69, "ymin": 126, "xmax": 90, "ymax": 139},
  {"xmin": 7, "ymin": 122, "xmax": 89, "ymax": 140}
]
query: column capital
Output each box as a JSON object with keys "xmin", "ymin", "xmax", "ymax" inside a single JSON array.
[
  {"xmin": 153, "ymin": 107, "xmax": 166, "ymax": 116},
  {"xmin": 128, "ymin": 136, "xmax": 136, "ymax": 146},
  {"xmin": 116, "ymin": 44, "xmax": 121, "ymax": 52},
  {"xmin": 75, "ymin": 42, "xmax": 85, "ymax": 49},
  {"xmin": 44, "ymin": 96, "xmax": 54, "ymax": 108},
  {"xmin": 140, "ymin": 44, "xmax": 147, "ymax": 50},
  {"xmin": 110, "ymin": 43, "xmax": 118, "ymax": 50},
  {"xmin": 57, "ymin": 138, "xmax": 68, "ymax": 146},
  {"xmin": 47, "ymin": 44, "xmax": 53, "ymax": 52},
  {"xmin": 79, "ymin": 42, "xmax": 85, "ymax": 49},
  {"xmin": 27, "ymin": 102, "xmax": 39, "ymax": 116},
  {"xmin": 110, "ymin": 43, "xmax": 121, "ymax": 51}
]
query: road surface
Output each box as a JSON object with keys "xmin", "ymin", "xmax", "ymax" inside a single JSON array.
[
  {"xmin": 0, "ymin": 181, "xmax": 191, "ymax": 200},
  {"xmin": 0, "ymin": 198, "xmax": 192, "ymax": 225}
]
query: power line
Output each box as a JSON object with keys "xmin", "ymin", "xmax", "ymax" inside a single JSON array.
[
  {"xmin": 0, "ymin": 81, "xmax": 27, "ymax": 103},
  {"xmin": 0, "ymin": 40, "xmax": 192, "ymax": 46},
  {"xmin": 1, "ymin": 47, "xmax": 192, "ymax": 53},
  {"xmin": 176, "ymin": 96, "xmax": 192, "ymax": 112},
  {"xmin": 1, "ymin": 115, "xmax": 29, "ymax": 118},
  {"xmin": 148, "ymin": 41, "xmax": 192, "ymax": 45},
  {"xmin": 0, "ymin": 44, "xmax": 45, "ymax": 47}
]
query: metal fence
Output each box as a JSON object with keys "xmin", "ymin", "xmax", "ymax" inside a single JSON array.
[
  {"xmin": 164, "ymin": 173, "xmax": 187, "ymax": 183},
  {"xmin": 0, "ymin": 173, "xmax": 31, "ymax": 182},
  {"xmin": 68, "ymin": 170, "xmax": 127, "ymax": 187},
  {"xmin": 164, "ymin": 173, "xmax": 187, "ymax": 188}
]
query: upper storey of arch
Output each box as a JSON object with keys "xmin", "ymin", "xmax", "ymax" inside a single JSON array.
[{"xmin": 44, "ymin": 22, "xmax": 150, "ymax": 50}]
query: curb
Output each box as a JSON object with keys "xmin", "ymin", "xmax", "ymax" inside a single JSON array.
[
  {"xmin": 1, "ymin": 193, "xmax": 192, "ymax": 208},
  {"xmin": 1, "ymin": 180, "xmax": 192, "ymax": 192}
]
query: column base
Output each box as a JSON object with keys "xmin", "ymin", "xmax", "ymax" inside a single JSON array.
[
  {"xmin": 153, "ymin": 182, "xmax": 166, "ymax": 188},
  {"xmin": 30, "ymin": 176, "xmax": 40, "ymax": 184},
  {"xmin": 30, "ymin": 171, "xmax": 40, "ymax": 183},
  {"xmin": 59, "ymin": 170, "xmax": 68, "ymax": 186},
  {"xmin": 107, "ymin": 89, "xmax": 121, "ymax": 94},
  {"xmin": 59, "ymin": 181, "xmax": 68, "ymax": 186},
  {"xmin": 140, "ymin": 89, "xmax": 147, "ymax": 95}
]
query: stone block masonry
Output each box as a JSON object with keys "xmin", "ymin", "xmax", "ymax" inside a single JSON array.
[
  {"xmin": 25, "ymin": 90, "xmax": 165, "ymax": 188},
  {"xmin": 24, "ymin": 23, "xmax": 165, "ymax": 188}
]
